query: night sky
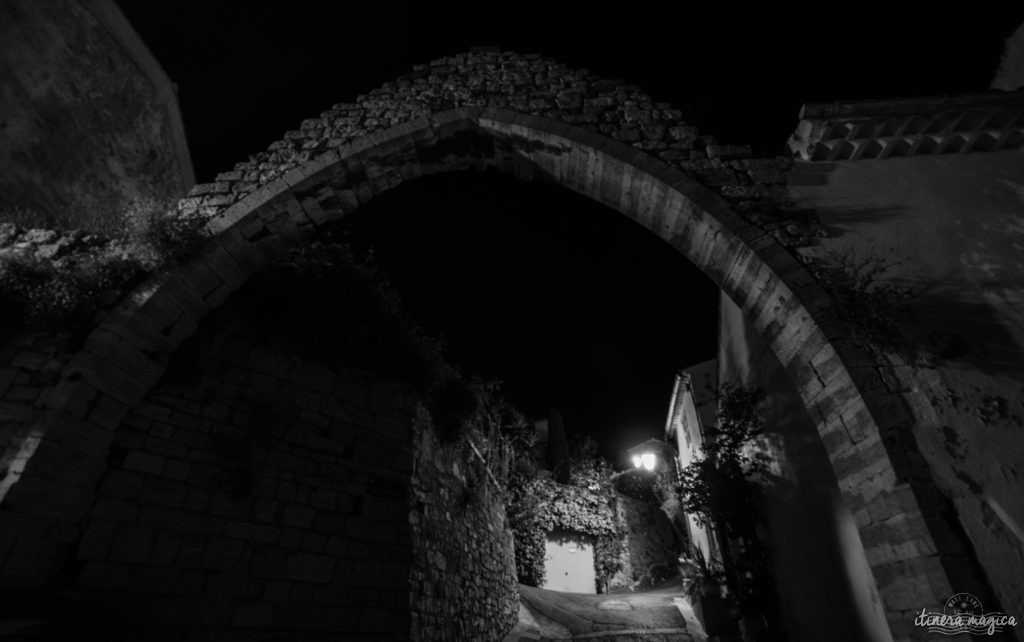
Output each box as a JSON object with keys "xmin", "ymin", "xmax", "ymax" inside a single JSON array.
[{"xmin": 118, "ymin": 2, "xmax": 1022, "ymax": 464}]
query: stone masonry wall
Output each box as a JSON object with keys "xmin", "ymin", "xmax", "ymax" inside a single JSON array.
[
  {"xmin": 408, "ymin": 409, "xmax": 518, "ymax": 641},
  {"xmin": 14, "ymin": 256, "xmax": 524, "ymax": 640},
  {"xmin": 0, "ymin": 331, "xmax": 72, "ymax": 511},
  {"xmin": 176, "ymin": 49, "xmax": 820, "ymax": 250},
  {"xmin": 70, "ymin": 297, "xmax": 417, "ymax": 640}
]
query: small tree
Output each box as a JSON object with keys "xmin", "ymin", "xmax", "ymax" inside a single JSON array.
[
  {"xmin": 675, "ymin": 383, "xmax": 773, "ymax": 619},
  {"xmin": 676, "ymin": 383, "xmax": 766, "ymax": 534},
  {"xmin": 567, "ymin": 434, "xmax": 615, "ymax": 491}
]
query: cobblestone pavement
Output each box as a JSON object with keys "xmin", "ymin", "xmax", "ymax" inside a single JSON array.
[{"xmin": 504, "ymin": 580, "xmax": 704, "ymax": 641}]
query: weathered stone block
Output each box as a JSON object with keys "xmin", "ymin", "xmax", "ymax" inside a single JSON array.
[
  {"xmin": 232, "ymin": 603, "xmax": 275, "ymax": 627},
  {"xmin": 309, "ymin": 488, "xmax": 337, "ymax": 511},
  {"xmin": 707, "ymin": 144, "xmax": 752, "ymax": 159},
  {"xmin": 124, "ymin": 451, "xmax": 165, "ymax": 475},
  {"xmin": 92, "ymin": 497, "xmax": 140, "ymax": 523},
  {"xmin": 77, "ymin": 520, "xmax": 116, "ymax": 560},
  {"xmin": 286, "ymin": 553, "xmax": 335, "ymax": 584},
  {"xmin": 282, "ymin": 504, "xmax": 315, "ymax": 529},
  {"xmin": 140, "ymin": 477, "xmax": 188, "ymax": 509},
  {"xmin": 79, "ymin": 560, "xmax": 129, "ymax": 590}
]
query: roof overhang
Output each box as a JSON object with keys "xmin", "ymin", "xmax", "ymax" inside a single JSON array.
[{"xmin": 788, "ymin": 91, "xmax": 1024, "ymax": 161}]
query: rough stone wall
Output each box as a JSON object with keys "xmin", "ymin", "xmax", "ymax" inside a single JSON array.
[
  {"xmin": 0, "ymin": 331, "xmax": 73, "ymax": 506},
  {"xmin": 0, "ymin": 0, "xmax": 193, "ymax": 233},
  {"xmin": 1, "ymin": 252, "xmax": 520, "ymax": 639},
  {"xmin": 609, "ymin": 492, "xmax": 678, "ymax": 592},
  {"xmin": 0, "ymin": 224, "xmax": 115, "ymax": 263},
  {"xmin": 69, "ymin": 297, "xmax": 417, "ymax": 640},
  {"xmin": 408, "ymin": 411, "xmax": 518, "ymax": 641},
  {"xmin": 175, "ymin": 49, "xmax": 818, "ymax": 249}
]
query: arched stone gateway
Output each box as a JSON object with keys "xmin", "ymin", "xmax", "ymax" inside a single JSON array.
[{"xmin": 0, "ymin": 50, "xmax": 1000, "ymax": 640}]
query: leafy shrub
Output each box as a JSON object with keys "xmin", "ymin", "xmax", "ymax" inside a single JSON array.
[
  {"xmin": 611, "ymin": 468, "xmax": 661, "ymax": 503},
  {"xmin": 464, "ymin": 383, "xmax": 530, "ymax": 488},
  {"xmin": 678, "ymin": 544, "xmax": 727, "ymax": 603},
  {"xmin": 0, "ymin": 251, "xmax": 146, "ymax": 330},
  {"xmin": 568, "ymin": 434, "xmax": 615, "ymax": 491},
  {"xmin": 0, "ymin": 198, "xmax": 207, "ymax": 334},
  {"xmin": 675, "ymin": 383, "xmax": 766, "ymax": 533},
  {"xmin": 675, "ymin": 383, "xmax": 781, "ymax": 618}
]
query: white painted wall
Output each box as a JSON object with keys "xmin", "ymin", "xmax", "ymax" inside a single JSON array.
[{"xmin": 789, "ymin": 151, "xmax": 1024, "ymax": 619}]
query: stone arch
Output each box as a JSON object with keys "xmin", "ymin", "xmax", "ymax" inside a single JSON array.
[{"xmin": 0, "ymin": 51, "xmax": 983, "ymax": 640}]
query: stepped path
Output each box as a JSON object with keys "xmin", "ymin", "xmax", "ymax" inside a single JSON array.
[{"xmin": 504, "ymin": 580, "xmax": 705, "ymax": 642}]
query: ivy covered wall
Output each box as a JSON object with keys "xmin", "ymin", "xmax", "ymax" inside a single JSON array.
[
  {"xmin": 509, "ymin": 478, "xmax": 624, "ymax": 592},
  {"xmin": 508, "ymin": 469, "xmax": 682, "ymax": 594}
]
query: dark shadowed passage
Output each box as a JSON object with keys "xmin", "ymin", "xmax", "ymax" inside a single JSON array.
[{"xmin": 334, "ymin": 170, "xmax": 719, "ymax": 464}]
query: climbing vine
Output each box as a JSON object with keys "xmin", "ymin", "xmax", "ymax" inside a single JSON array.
[{"xmin": 507, "ymin": 477, "xmax": 624, "ymax": 590}]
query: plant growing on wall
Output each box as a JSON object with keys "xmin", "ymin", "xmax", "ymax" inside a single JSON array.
[
  {"xmin": 611, "ymin": 467, "xmax": 674, "ymax": 506},
  {"xmin": 568, "ymin": 434, "xmax": 615, "ymax": 492},
  {"xmin": 674, "ymin": 383, "xmax": 775, "ymax": 620},
  {"xmin": 452, "ymin": 382, "xmax": 529, "ymax": 509},
  {"xmin": 506, "ymin": 435, "xmax": 626, "ymax": 590},
  {"xmin": 0, "ymin": 200, "xmax": 206, "ymax": 333},
  {"xmin": 0, "ymin": 250, "xmax": 143, "ymax": 330}
]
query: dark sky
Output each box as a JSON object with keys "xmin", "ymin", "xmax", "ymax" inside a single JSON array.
[{"xmin": 118, "ymin": 2, "xmax": 1022, "ymax": 465}]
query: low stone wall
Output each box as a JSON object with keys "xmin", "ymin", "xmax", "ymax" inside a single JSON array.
[{"xmin": 409, "ymin": 411, "xmax": 518, "ymax": 641}]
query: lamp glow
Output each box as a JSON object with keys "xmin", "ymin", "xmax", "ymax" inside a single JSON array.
[
  {"xmin": 631, "ymin": 455, "xmax": 642, "ymax": 468},
  {"xmin": 641, "ymin": 452, "xmax": 656, "ymax": 471}
]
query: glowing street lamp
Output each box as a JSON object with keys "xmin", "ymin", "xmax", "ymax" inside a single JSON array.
[
  {"xmin": 628, "ymin": 438, "xmax": 670, "ymax": 473},
  {"xmin": 632, "ymin": 452, "xmax": 657, "ymax": 471},
  {"xmin": 640, "ymin": 452, "xmax": 656, "ymax": 471}
]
